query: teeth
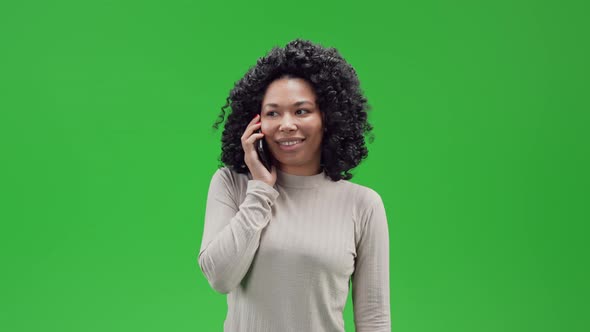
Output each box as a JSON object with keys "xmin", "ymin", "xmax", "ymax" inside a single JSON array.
[{"xmin": 279, "ymin": 140, "xmax": 302, "ymax": 146}]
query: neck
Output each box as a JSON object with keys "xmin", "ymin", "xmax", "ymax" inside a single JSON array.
[
  {"xmin": 275, "ymin": 166, "xmax": 329, "ymax": 189},
  {"xmin": 276, "ymin": 163, "xmax": 322, "ymax": 176}
]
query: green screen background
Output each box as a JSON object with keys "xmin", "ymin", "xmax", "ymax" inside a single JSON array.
[{"xmin": 1, "ymin": 0, "xmax": 588, "ymax": 331}]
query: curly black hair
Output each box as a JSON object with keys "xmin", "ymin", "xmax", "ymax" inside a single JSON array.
[{"xmin": 212, "ymin": 38, "xmax": 375, "ymax": 181}]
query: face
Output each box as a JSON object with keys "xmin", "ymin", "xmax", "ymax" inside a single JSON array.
[{"xmin": 260, "ymin": 77, "xmax": 324, "ymax": 176}]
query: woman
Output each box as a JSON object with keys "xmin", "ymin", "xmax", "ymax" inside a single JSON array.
[{"xmin": 199, "ymin": 39, "xmax": 390, "ymax": 332}]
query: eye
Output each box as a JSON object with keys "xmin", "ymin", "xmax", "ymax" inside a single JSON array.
[
  {"xmin": 296, "ymin": 109, "xmax": 310, "ymax": 115},
  {"xmin": 265, "ymin": 111, "xmax": 277, "ymax": 117}
]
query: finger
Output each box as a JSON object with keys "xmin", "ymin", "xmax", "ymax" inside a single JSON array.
[
  {"xmin": 245, "ymin": 134, "xmax": 264, "ymax": 148},
  {"xmin": 242, "ymin": 122, "xmax": 262, "ymax": 140},
  {"xmin": 249, "ymin": 114, "xmax": 260, "ymax": 124},
  {"xmin": 246, "ymin": 133, "xmax": 264, "ymax": 145},
  {"xmin": 250, "ymin": 121, "xmax": 262, "ymax": 130},
  {"xmin": 246, "ymin": 114, "xmax": 260, "ymax": 129}
]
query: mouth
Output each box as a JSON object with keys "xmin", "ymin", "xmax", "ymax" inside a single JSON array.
[{"xmin": 276, "ymin": 139, "xmax": 305, "ymax": 151}]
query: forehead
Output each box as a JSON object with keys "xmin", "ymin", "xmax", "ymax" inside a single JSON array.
[{"xmin": 262, "ymin": 78, "xmax": 317, "ymax": 103}]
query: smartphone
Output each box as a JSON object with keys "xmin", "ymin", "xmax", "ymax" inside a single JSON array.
[{"xmin": 256, "ymin": 129, "xmax": 273, "ymax": 171}]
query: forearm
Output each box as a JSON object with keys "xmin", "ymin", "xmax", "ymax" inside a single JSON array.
[
  {"xmin": 353, "ymin": 194, "xmax": 391, "ymax": 331},
  {"xmin": 198, "ymin": 179, "xmax": 278, "ymax": 294}
]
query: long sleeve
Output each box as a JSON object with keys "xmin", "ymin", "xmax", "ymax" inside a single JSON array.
[
  {"xmin": 352, "ymin": 193, "xmax": 391, "ymax": 332},
  {"xmin": 198, "ymin": 168, "xmax": 279, "ymax": 294}
]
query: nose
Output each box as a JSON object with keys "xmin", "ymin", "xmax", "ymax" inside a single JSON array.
[{"xmin": 279, "ymin": 113, "xmax": 297, "ymax": 132}]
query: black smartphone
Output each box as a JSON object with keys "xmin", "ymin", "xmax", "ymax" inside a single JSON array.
[{"xmin": 256, "ymin": 129, "xmax": 273, "ymax": 171}]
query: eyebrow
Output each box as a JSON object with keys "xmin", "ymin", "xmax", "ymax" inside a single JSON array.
[{"xmin": 263, "ymin": 101, "xmax": 315, "ymax": 109}]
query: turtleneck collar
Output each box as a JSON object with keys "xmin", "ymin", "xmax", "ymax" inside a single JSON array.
[{"xmin": 275, "ymin": 167, "xmax": 331, "ymax": 189}]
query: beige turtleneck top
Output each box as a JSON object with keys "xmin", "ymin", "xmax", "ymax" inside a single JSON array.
[{"xmin": 198, "ymin": 167, "xmax": 390, "ymax": 331}]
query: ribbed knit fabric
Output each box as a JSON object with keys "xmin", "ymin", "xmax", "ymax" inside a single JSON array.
[{"xmin": 198, "ymin": 167, "xmax": 390, "ymax": 332}]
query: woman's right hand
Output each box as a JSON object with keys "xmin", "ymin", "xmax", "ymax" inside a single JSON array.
[{"xmin": 241, "ymin": 114, "xmax": 277, "ymax": 187}]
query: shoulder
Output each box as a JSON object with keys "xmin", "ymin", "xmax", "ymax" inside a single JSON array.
[
  {"xmin": 337, "ymin": 180, "xmax": 383, "ymax": 208},
  {"xmin": 211, "ymin": 166, "xmax": 251, "ymax": 182},
  {"xmin": 210, "ymin": 166, "xmax": 252, "ymax": 189},
  {"xmin": 332, "ymin": 180, "xmax": 384, "ymax": 222},
  {"xmin": 338, "ymin": 181, "xmax": 388, "ymax": 246}
]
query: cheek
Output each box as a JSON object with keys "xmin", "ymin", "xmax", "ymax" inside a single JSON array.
[
  {"xmin": 260, "ymin": 123, "xmax": 272, "ymax": 134},
  {"xmin": 311, "ymin": 125, "xmax": 324, "ymax": 139}
]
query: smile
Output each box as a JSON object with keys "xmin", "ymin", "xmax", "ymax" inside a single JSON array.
[{"xmin": 277, "ymin": 139, "xmax": 305, "ymax": 151}]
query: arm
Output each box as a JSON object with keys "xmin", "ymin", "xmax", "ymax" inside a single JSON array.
[
  {"xmin": 352, "ymin": 194, "xmax": 391, "ymax": 332},
  {"xmin": 198, "ymin": 168, "xmax": 279, "ymax": 294}
]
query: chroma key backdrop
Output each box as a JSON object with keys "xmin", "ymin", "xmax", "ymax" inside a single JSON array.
[{"xmin": 0, "ymin": 0, "xmax": 588, "ymax": 331}]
